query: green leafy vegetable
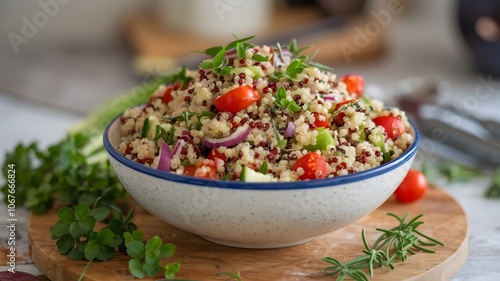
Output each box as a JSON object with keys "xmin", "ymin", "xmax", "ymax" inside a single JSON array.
[
  {"xmin": 485, "ymin": 168, "xmax": 500, "ymax": 199},
  {"xmin": 125, "ymin": 231, "xmax": 180, "ymax": 279},
  {"xmin": 323, "ymin": 213, "xmax": 443, "ymax": 280}
]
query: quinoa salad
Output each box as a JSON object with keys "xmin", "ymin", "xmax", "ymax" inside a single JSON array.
[{"xmin": 116, "ymin": 37, "xmax": 413, "ymax": 182}]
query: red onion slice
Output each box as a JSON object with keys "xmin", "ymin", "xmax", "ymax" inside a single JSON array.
[
  {"xmin": 171, "ymin": 139, "xmax": 186, "ymax": 159},
  {"xmin": 274, "ymin": 49, "xmax": 292, "ymax": 68},
  {"xmin": 284, "ymin": 122, "xmax": 296, "ymax": 138},
  {"xmin": 157, "ymin": 142, "xmax": 171, "ymax": 172},
  {"xmin": 181, "ymin": 130, "xmax": 193, "ymax": 141},
  {"xmin": 323, "ymin": 95, "xmax": 337, "ymax": 101},
  {"xmin": 202, "ymin": 124, "xmax": 252, "ymax": 148}
]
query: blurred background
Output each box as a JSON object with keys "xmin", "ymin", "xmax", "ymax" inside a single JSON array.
[{"xmin": 0, "ymin": 0, "xmax": 499, "ymax": 167}]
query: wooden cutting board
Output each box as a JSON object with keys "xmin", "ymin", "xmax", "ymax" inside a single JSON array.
[{"xmin": 29, "ymin": 187, "xmax": 468, "ymax": 281}]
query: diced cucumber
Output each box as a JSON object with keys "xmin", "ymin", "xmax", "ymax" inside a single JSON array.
[
  {"xmin": 368, "ymin": 128, "xmax": 385, "ymax": 151},
  {"xmin": 142, "ymin": 115, "xmax": 161, "ymax": 139},
  {"xmin": 240, "ymin": 166, "xmax": 274, "ymax": 182},
  {"xmin": 305, "ymin": 128, "xmax": 336, "ymax": 151}
]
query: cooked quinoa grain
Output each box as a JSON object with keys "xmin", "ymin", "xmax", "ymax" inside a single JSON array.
[{"xmin": 117, "ymin": 39, "xmax": 413, "ymax": 182}]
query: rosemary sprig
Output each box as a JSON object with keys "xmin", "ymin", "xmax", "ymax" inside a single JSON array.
[{"xmin": 323, "ymin": 212, "xmax": 444, "ymax": 281}]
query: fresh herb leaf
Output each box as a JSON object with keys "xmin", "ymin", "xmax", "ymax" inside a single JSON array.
[
  {"xmin": 217, "ymin": 271, "xmax": 243, "ymax": 281},
  {"xmin": 382, "ymin": 150, "xmax": 395, "ymax": 163},
  {"xmin": 275, "ymin": 86, "xmax": 301, "ymax": 113},
  {"xmin": 260, "ymin": 161, "xmax": 269, "ymax": 174},
  {"xmin": 141, "ymin": 117, "xmax": 150, "ymax": 138},
  {"xmin": 485, "ymin": 168, "xmax": 500, "ymax": 199},
  {"xmin": 252, "ymin": 54, "xmax": 269, "ymax": 62},
  {"xmin": 323, "ymin": 213, "xmax": 443, "ymax": 280}
]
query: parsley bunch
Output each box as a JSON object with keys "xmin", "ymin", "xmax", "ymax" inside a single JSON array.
[{"xmin": 50, "ymin": 201, "xmax": 180, "ymax": 280}]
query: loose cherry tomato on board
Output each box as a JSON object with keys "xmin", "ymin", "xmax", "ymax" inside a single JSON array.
[
  {"xmin": 338, "ymin": 74, "xmax": 364, "ymax": 98},
  {"xmin": 313, "ymin": 112, "xmax": 330, "ymax": 128},
  {"xmin": 292, "ymin": 152, "xmax": 329, "ymax": 180},
  {"xmin": 394, "ymin": 169, "xmax": 428, "ymax": 203},
  {"xmin": 372, "ymin": 115, "xmax": 405, "ymax": 140},
  {"xmin": 214, "ymin": 85, "xmax": 261, "ymax": 115}
]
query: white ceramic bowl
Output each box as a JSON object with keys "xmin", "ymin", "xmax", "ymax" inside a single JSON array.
[{"xmin": 104, "ymin": 117, "xmax": 420, "ymax": 249}]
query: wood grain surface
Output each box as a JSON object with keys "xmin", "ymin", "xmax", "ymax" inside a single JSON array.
[{"xmin": 28, "ymin": 187, "xmax": 468, "ymax": 281}]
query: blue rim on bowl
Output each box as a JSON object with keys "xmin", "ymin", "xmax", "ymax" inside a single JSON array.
[{"xmin": 104, "ymin": 115, "xmax": 420, "ymax": 190}]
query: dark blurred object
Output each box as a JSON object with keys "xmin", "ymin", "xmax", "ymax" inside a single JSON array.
[
  {"xmin": 286, "ymin": 0, "xmax": 316, "ymax": 6},
  {"xmin": 315, "ymin": 0, "xmax": 366, "ymax": 16},
  {"xmin": 458, "ymin": 0, "xmax": 500, "ymax": 76}
]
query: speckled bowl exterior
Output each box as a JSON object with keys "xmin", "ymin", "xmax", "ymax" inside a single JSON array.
[{"xmin": 104, "ymin": 117, "xmax": 420, "ymax": 249}]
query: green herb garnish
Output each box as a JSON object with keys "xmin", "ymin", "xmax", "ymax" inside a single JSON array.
[
  {"xmin": 217, "ymin": 271, "xmax": 243, "ymax": 281},
  {"xmin": 485, "ymin": 168, "xmax": 500, "ymax": 199},
  {"xmin": 382, "ymin": 150, "xmax": 395, "ymax": 163},
  {"xmin": 260, "ymin": 161, "xmax": 269, "ymax": 174},
  {"xmin": 275, "ymin": 86, "xmax": 301, "ymax": 113},
  {"xmin": 323, "ymin": 212, "xmax": 443, "ymax": 281},
  {"xmin": 270, "ymin": 119, "xmax": 287, "ymax": 150},
  {"xmin": 125, "ymin": 231, "xmax": 180, "ymax": 279},
  {"xmin": 200, "ymin": 35, "xmax": 255, "ymax": 75},
  {"xmin": 270, "ymin": 39, "xmax": 333, "ymax": 80}
]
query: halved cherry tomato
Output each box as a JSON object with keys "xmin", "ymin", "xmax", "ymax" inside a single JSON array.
[
  {"xmin": 162, "ymin": 85, "xmax": 174, "ymax": 104},
  {"xmin": 394, "ymin": 169, "xmax": 427, "ymax": 203},
  {"xmin": 332, "ymin": 99, "xmax": 357, "ymax": 126},
  {"xmin": 162, "ymin": 81, "xmax": 184, "ymax": 105},
  {"xmin": 183, "ymin": 165, "xmax": 197, "ymax": 177},
  {"xmin": 338, "ymin": 74, "xmax": 364, "ymax": 98},
  {"xmin": 183, "ymin": 160, "xmax": 219, "ymax": 179},
  {"xmin": 292, "ymin": 152, "xmax": 329, "ymax": 180},
  {"xmin": 313, "ymin": 112, "xmax": 330, "ymax": 128},
  {"xmin": 208, "ymin": 148, "xmax": 226, "ymax": 163},
  {"xmin": 372, "ymin": 115, "xmax": 405, "ymax": 140},
  {"xmin": 214, "ymin": 85, "xmax": 261, "ymax": 115}
]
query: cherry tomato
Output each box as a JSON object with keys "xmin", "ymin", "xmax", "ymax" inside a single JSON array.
[
  {"xmin": 394, "ymin": 169, "xmax": 427, "ymax": 203},
  {"xmin": 338, "ymin": 74, "xmax": 364, "ymax": 98},
  {"xmin": 183, "ymin": 160, "xmax": 219, "ymax": 179},
  {"xmin": 332, "ymin": 99, "xmax": 357, "ymax": 126},
  {"xmin": 183, "ymin": 165, "xmax": 196, "ymax": 177},
  {"xmin": 214, "ymin": 85, "xmax": 261, "ymax": 115},
  {"xmin": 313, "ymin": 112, "xmax": 330, "ymax": 128},
  {"xmin": 161, "ymin": 81, "xmax": 184, "ymax": 105},
  {"xmin": 208, "ymin": 149, "xmax": 226, "ymax": 163},
  {"xmin": 372, "ymin": 115, "xmax": 405, "ymax": 140},
  {"xmin": 292, "ymin": 152, "xmax": 329, "ymax": 180},
  {"xmin": 162, "ymin": 85, "xmax": 174, "ymax": 104}
]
